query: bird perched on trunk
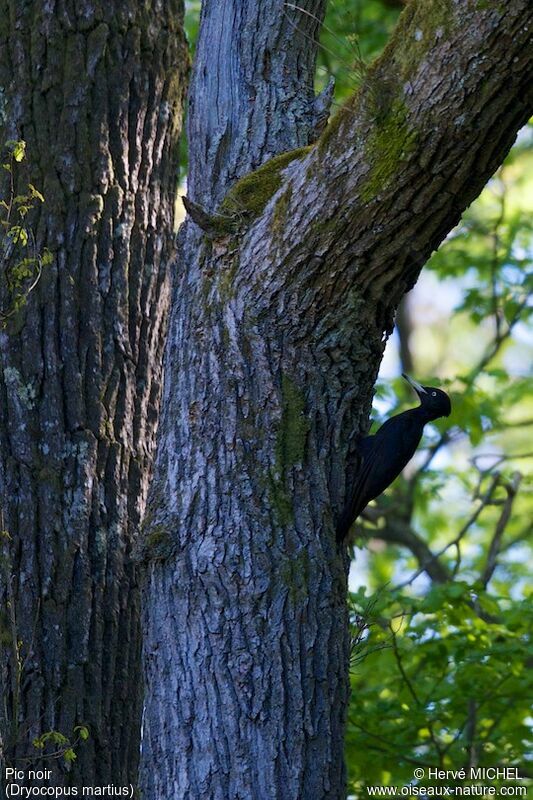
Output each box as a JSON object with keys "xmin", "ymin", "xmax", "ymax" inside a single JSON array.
[{"xmin": 336, "ymin": 374, "xmax": 451, "ymax": 542}]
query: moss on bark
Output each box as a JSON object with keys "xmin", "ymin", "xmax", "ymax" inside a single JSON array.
[
  {"xmin": 361, "ymin": 100, "xmax": 418, "ymax": 202},
  {"xmin": 220, "ymin": 147, "xmax": 312, "ymax": 220}
]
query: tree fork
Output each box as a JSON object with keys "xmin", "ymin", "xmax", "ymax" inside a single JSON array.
[{"xmin": 141, "ymin": 2, "xmax": 532, "ymax": 798}]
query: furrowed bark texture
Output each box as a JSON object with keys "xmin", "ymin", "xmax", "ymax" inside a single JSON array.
[
  {"xmin": 0, "ymin": 0, "xmax": 187, "ymax": 788},
  {"xmin": 188, "ymin": 0, "xmax": 329, "ymax": 209},
  {"xmin": 141, "ymin": 1, "xmax": 348, "ymax": 797},
  {"xmin": 141, "ymin": 2, "xmax": 532, "ymax": 799}
]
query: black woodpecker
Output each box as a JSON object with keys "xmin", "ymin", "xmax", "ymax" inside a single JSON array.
[{"xmin": 336, "ymin": 374, "xmax": 451, "ymax": 542}]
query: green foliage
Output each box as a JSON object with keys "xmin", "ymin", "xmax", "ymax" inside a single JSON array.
[
  {"xmin": 7, "ymin": 140, "xmax": 26, "ymax": 163},
  {"xmin": 316, "ymin": 0, "xmax": 401, "ymax": 102},
  {"xmin": 32, "ymin": 725, "xmax": 90, "ymax": 766},
  {"xmin": 346, "ymin": 130, "xmax": 533, "ymax": 791},
  {"xmin": 347, "ymin": 586, "xmax": 532, "ymax": 790},
  {"xmin": 1, "ymin": 140, "xmax": 51, "ymax": 326},
  {"xmin": 184, "ymin": 1, "xmax": 201, "ymax": 56}
]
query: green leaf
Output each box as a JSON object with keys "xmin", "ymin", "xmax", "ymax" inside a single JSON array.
[
  {"xmin": 8, "ymin": 140, "xmax": 26, "ymax": 162},
  {"xmin": 28, "ymin": 184, "xmax": 45, "ymax": 202},
  {"xmin": 74, "ymin": 725, "xmax": 90, "ymax": 741}
]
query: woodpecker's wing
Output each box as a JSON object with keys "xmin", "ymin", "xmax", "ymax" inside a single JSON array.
[
  {"xmin": 336, "ymin": 434, "xmax": 379, "ymax": 540},
  {"xmin": 336, "ymin": 413, "xmax": 423, "ymax": 541}
]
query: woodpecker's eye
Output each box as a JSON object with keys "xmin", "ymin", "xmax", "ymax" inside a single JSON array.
[{"xmin": 432, "ymin": 391, "xmax": 437, "ymax": 396}]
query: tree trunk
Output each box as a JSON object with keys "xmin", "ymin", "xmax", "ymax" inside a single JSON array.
[
  {"xmin": 140, "ymin": 1, "xmax": 532, "ymax": 798},
  {"xmin": 0, "ymin": 0, "xmax": 187, "ymax": 789}
]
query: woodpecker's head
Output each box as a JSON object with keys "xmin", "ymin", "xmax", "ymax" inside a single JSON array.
[{"xmin": 402, "ymin": 374, "xmax": 451, "ymax": 421}]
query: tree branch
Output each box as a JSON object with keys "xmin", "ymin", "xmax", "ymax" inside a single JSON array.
[
  {"xmin": 390, "ymin": 627, "xmax": 443, "ymax": 761},
  {"xmin": 396, "ymin": 295, "xmax": 414, "ymax": 375},
  {"xmin": 466, "ymin": 292, "xmax": 531, "ymax": 384},
  {"xmin": 235, "ymin": 1, "xmax": 533, "ymax": 325},
  {"xmin": 480, "ymin": 471, "xmax": 522, "ymax": 588},
  {"xmin": 394, "ymin": 473, "xmax": 501, "ymax": 590},
  {"xmin": 368, "ymin": 518, "xmax": 450, "ymax": 584}
]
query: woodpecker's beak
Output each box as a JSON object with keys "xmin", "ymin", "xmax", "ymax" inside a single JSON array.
[{"xmin": 402, "ymin": 373, "xmax": 427, "ymax": 396}]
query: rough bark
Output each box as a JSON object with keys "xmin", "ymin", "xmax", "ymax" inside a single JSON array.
[
  {"xmin": 0, "ymin": 0, "xmax": 187, "ymax": 789},
  {"xmin": 140, "ymin": 1, "xmax": 532, "ymax": 799},
  {"xmin": 188, "ymin": 0, "xmax": 330, "ymax": 209}
]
